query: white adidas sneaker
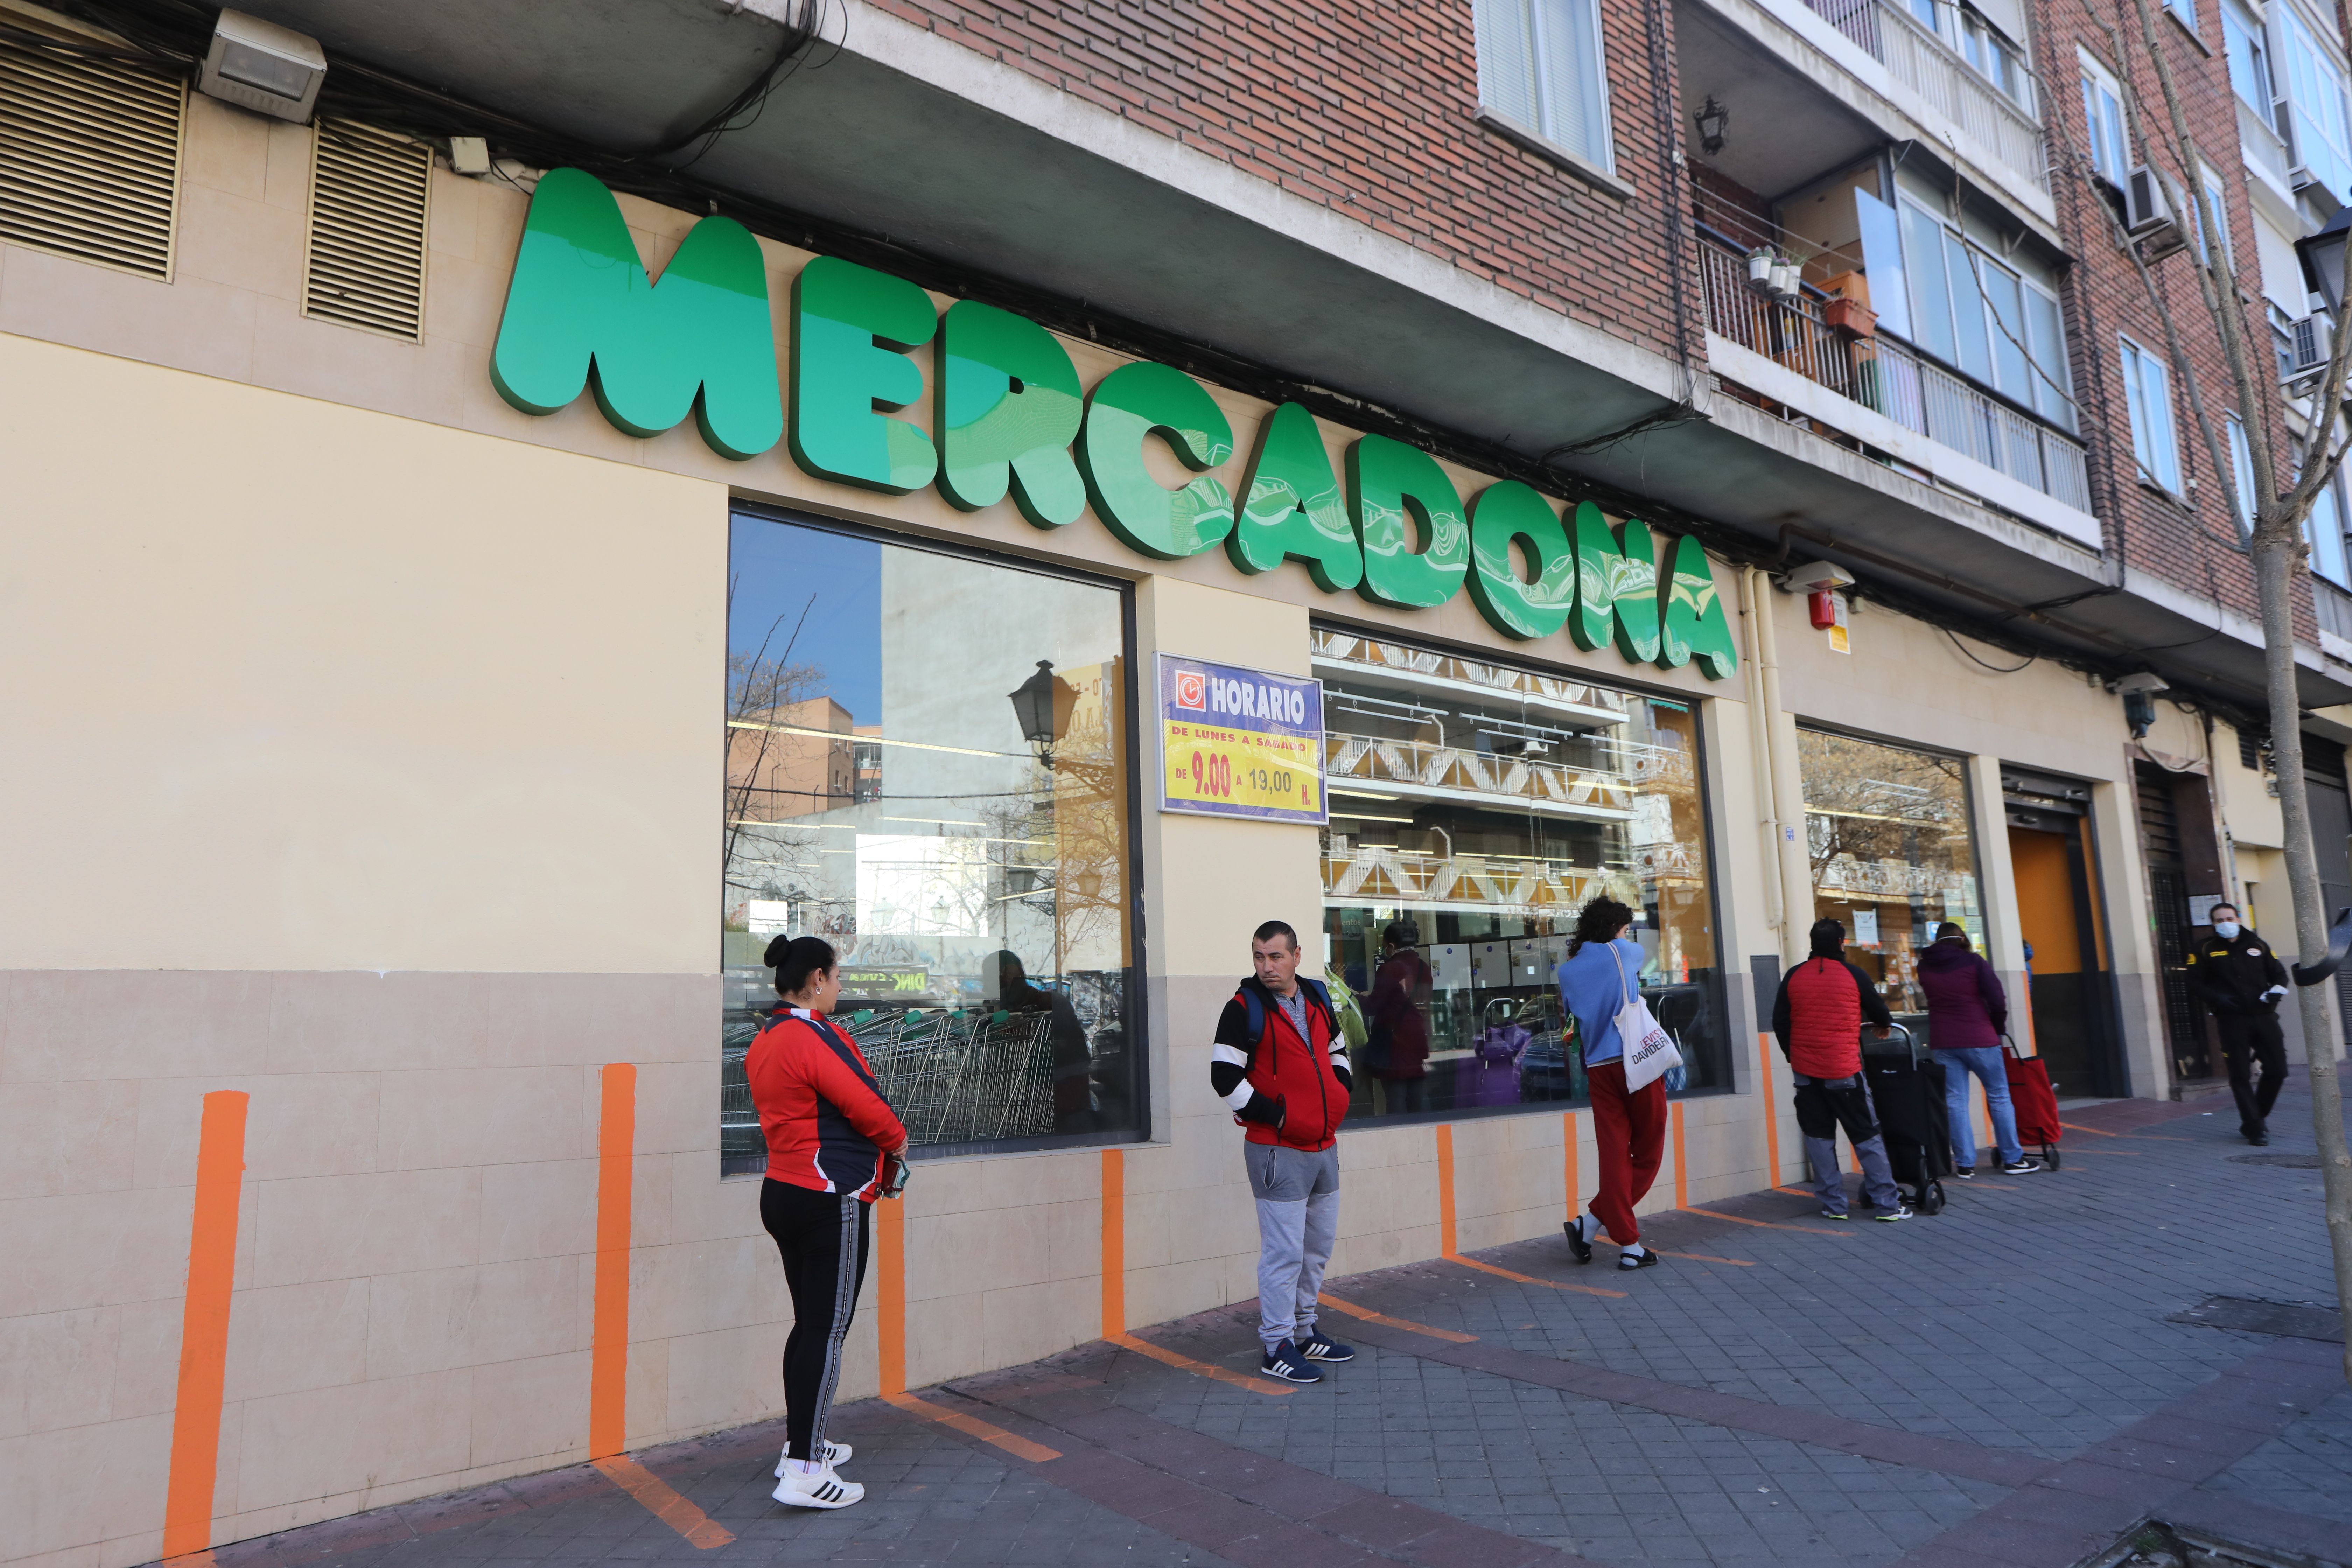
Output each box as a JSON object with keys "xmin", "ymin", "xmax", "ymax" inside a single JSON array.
[
  {"xmin": 774, "ymin": 1440, "xmax": 852, "ymax": 1478},
  {"xmin": 771, "ymin": 1462, "xmax": 863, "ymax": 1509}
]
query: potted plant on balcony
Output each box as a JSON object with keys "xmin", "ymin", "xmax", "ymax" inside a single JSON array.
[{"xmin": 1820, "ymin": 271, "xmax": 1877, "ymax": 338}]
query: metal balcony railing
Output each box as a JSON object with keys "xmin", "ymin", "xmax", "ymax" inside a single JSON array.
[
  {"xmin": 1801, "ymin": 0, "xmax": 2047, "ymax": 194},
  {"xmin": 1699, "ymin": 236, "xmax": 2093, "ymax": 516}
]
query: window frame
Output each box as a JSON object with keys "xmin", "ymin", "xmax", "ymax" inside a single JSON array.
[
  {"xmin": 1473, "ymin": 0, "xmax": 1619, "ymax": 176},
  {"xmin": 2194, "ymin": 162, "xmax": 2233, "ymax": 268},
  {"xmin": 2223, "ymin": 0, "xmax": 2277, "ymax": 124},
  {"xmin": 722, "ymin": 502, "xmax": 1155, "ymax": 1167},
  {"xmin": 2279, "ymin": 3, "xmax": 2352, "ymax": 202},
  {"xmin": 1890, "ymin": 192, "xmax": 2075, "ymax": 425},
  {"xmin": 2079, "ymin": 51, "xmax": 2132, "ymax": 187},
  {"xmin": 2119, "ymin": 335, "xmax": 2185, "ymax": 495}
]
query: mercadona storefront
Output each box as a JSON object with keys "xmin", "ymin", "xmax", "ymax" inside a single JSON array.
[{"xmin": 4, "ymin": 150, "xmax": 2172, "ymax": 1562}]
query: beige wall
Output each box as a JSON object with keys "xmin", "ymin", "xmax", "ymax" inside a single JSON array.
[{"xmin": 0, "ymin": 82, "xmax": 2174, "ymax": 1568}]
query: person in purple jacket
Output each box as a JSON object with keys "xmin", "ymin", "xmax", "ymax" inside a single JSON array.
[{"xmin": 1917, "ymin": 923, "xmax": 2043, "ymax": 1177}]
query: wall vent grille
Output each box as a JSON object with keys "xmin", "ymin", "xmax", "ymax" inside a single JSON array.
[
  {"xmin": 0, "ymin": 38, "xmax": 184, "ymax": 280},
  {"xmin": 303, "ymin": 119, "xmax": 432, "ymax": 340}
]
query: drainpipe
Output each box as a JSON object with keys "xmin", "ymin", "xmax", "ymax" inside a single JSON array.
[
  {"xmin": 1748, "ymin": 567, "xmax": 1813, "ymax": 966},
  {"xmin": 1740, "ymin": 566, "xmax": 1786, "ymax": 944}
]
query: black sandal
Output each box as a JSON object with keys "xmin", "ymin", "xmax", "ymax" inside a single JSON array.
[{"xmin": 1563, "ymin": 1218, "xmax": 1594, "ymax": 1265}]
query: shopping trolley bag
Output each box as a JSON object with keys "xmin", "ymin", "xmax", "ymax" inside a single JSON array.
[{"xmin": 2000, "ymin": 1033, "xmax": 2063, "ymax": 1170}]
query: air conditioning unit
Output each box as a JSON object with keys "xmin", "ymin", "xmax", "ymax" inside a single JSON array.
[{"xmin": 2123, "ymin": 165, "xmax": 2186, "ymax": 257}]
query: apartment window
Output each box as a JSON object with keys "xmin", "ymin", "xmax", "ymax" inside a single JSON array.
[
  {"xmin": 2281, "ymin": 6, "xmax": 2352, "ymax": 202},
  {"xmin": 2227, "ymin": 414, "xmax": 2257, "ymax": 535},
  {"xmin": 2224, "ymin": 0, "xmax": 2276, "ymax": 123},
  {"xmin": 2165, "ymin": 0, "xmax": 2199, "ymax": 32},
  {"xmin": 1956, "ymin": 9, "xmax": 2033, "ymax": 111},
  {"xmin": 722, "ymin": 513, "xmax": 1142, "ymax": 1167},
  {"xmin": 1317, "ymin": 631, "xmax": 1728, "ymax": 1122},
  {"xmin": 1891, "ymin": 195, "xmax": 2074, "ymax": 423},
  {"xmin": 2195, "ymin": 163, "xmax": 2232, "ymax": 267},
  {"xmin": 1476, "ymin": 0, "xmax": 1615, "ymax": 171},
  {"xmin": 2121, "ymin": 336, "xmax": 2184, "ymax": 493},
  {"xmin": 2309, "ymin": 470, "xmax": 2351, "ymax": 585},
  {"xmin": 2080, "ymin": 54, "xmax": 2131, "ymax": 186}
]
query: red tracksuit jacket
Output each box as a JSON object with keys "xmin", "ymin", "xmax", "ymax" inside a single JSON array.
[{"xmin": 745, "ymin": 1007, "xmax": 908, "ymax": 1199}]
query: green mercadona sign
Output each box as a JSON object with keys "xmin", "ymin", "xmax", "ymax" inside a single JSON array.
[{"xmin": 489, "ymin": 169, "xmax": 1738, "ymax": 678}]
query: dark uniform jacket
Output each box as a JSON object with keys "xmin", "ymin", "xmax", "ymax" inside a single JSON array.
[{"xmin": 2187, "ymin": 930, "xmax": 2289, "ymax": 1015}]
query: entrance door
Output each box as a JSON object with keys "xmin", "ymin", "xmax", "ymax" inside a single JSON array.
[
  {"xmin": 2135, "ymin": 761, "xmax": 2220, "ymax": 1082},
  {"xmin": 2006, "ymin": 819, "xmax": 2116, "ymax": 1096}
]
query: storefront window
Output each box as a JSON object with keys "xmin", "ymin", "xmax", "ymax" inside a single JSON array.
[
  {"xmin": 1798, "ymin": 728, "xmax": 1982, "ymax": 1017},
  {"xmin": 721, "ymin": 513, "xmax": 1139, "ymax": 1167},
  {"xmin": 1318, "ymin": 631, "xmax": 1727, "ymax": 1122}
]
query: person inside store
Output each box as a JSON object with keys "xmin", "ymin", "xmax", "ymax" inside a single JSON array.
[
  {"xmin": 1557, "ymin": 896, "xmax": 1671, "ymax": 1268},
  {"xmin": 1363, "ymin": 919, "xmax": 1433, "ymax": 1114},
  {"xmin": 747, "ymin": 935, "xmax": 911, "ymax": 1510},
  {"xmin": 2187, "ymin": 903, "xmax": 2292, "ymax": 1146},
  {"xmin": 1211, "ymin": 920, "xmax": 1357, "ymax": 1384},
  {"xmin": 1770, "ymin": 918, "xmax": 1914, "ymax": 1222},
  {"xmin": 983, "ymin": 948, "xmax": 1094, "ymax": 1132},
  {"xmin": 1917, "ymin": 921, "xmax": 2042, "ymax": 1177}
]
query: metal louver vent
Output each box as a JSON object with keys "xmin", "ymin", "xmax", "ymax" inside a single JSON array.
[
  {"xmin": 304, "ymin": 119, "xmax": 432, "ymax": 340},
  {"xmin": 0, "ymin": 37, "xmax": 185, "ymax": 280}
]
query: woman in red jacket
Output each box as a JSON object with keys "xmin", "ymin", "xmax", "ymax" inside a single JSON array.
[{"xmin": 748, "ymin": 936, "xmax": 909, "ymax": 1510}]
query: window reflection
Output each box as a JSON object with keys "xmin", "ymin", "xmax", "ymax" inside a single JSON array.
[
  {"xmin": 1798, "ymin": 728, "xmax": 1982, "ymax": 1016},
  {"xmin": 1316, "ymin": 631, "xmax": 1726, "ymax": 1121},
  {"xmin": 720, "ymin": 516, "xmax": 1138, "ymax": 1168}
]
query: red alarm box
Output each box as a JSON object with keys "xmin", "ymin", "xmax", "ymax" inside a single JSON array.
[{"xmin": 1808, "ymin": 589, "xmax": 1839, "ymax": 630}]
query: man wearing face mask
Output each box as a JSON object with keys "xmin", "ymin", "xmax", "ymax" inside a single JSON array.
[{"xmin": 2186, "ymin": 903, "xmax": 2291, "ymax": 1146}]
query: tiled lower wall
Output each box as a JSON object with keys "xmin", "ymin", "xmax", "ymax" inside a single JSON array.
[{"xmin": 0, "ymin": 966, "xmax": 1795, "ymax": 1568}]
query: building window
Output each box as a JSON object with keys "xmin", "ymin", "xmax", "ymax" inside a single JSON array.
[
  {"xmin": 2227, "ymin": 413, "xmax": 2258, "ymax": 536},
  {"xmin": 2281, "ymin": 6, "xmax": 2352, "ymax": 203},
  {"xmin": 1891, "ymin": 195, "xmax": 2074, "ymax": 424},
  {"xmin": 2224, "ymin": 0, "xmax": 2276, "ymax": 124},
  {"xmin": 2079, "ymin": 53, "xmax": 2131, "ymax": 186},
  {"xmin": 2194, "ymin": 163, "xmax": 2232, "ymax": 267},
  {"xmin": 1799, "ymin": 729, "xmax": 1984, "ymax": 1016},
  {"xmin": 1317, "ymin": 631, "xmax": 1726, "ymax": 1123},
  {"xmin": 2120, "ymin": 336, "xmax": 2183, "ymax": 493},
  {"xmin": 2164, "ymin": 0, "xmax": 2199, "ymax": 33},
  {"xmin": 722, "ymin": 512, "xmax": 1141, "ymax": 1168},
  {"xmin": 1476, "ymin": 0, "xmax": 1615, "ymax": 171},
  {"xmin": 2306, "ymin": 456, "xmax": 2351, "ymax": 586}
]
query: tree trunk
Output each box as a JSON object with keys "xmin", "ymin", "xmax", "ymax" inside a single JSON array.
[{"xmin": 2252, "ymin": 528, "xmax": 2352, "ymax": 1386}]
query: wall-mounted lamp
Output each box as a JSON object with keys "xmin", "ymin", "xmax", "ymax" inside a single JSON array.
[
  {"xmin": 1008, "ymin": 659, "xmax": 1076, "ymax": 769},
  {"xmin": 1694, "ymin": 96, "xmax": 1730, "ymax": 156},
  {"xmin": 2116, "ymin": 671, "xmax": 2169, "ymax": 738},
  {"xmin": 198, "ymin": 9, "xmax": 325, "ymax": 122}
]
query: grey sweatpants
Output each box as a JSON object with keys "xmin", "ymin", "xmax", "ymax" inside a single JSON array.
[
  {"xmin": 1791, "ymin": 1072, "xmax": 1903, "ymax": 1214},
  {"xmin": 1244, "ymin": 1142, "xmax": 1340, "ymax": 1352}
]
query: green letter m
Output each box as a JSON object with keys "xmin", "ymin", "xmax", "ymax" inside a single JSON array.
[{"xmin": 490, "ymin": 168, "xmax": 782, "ymax": 460}]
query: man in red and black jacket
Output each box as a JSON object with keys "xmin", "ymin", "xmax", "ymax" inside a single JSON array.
[
  {"xmin": 1211, "ymin": 920, "xmax": 1355, "ymax": 1384},
  {"xmin": 1771, "ymin": 918, "xmax": 1911, "ymax": 1222}
]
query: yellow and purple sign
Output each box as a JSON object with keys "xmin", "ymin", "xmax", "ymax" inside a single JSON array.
[{"xmin": 1157, "ymin": 654, "xmax": 1326, "ymax": 824}]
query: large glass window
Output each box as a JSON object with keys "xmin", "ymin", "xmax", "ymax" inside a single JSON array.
[
  {"xmin": 1316, "ymin": 631, "xmax": 1726, "ymax": 1123},
  {"xmin": 1798, "ymin": 730, "xmax": 1983, "ymax": 1021},
  {"xmin": 2281, "ymin": 6, "xmax": 2352, "ymax": 204},
  {"xmin": 721, "ymin": 514, "xmax": 1139, "ymax": 1168},
  {"xmin": 1476, "ymin": 0, "xmax": 1615, "ymax": 170},
  {"xmin": 2224, "ymin": 0, "xmax": 2276, "ymax": 124},
  {"xmin": 2079, "ymin": 53, "xmax": 2131, "ymax": 186},
  {"xmin": 2121, "ymin": 335, "xmax": 2184, "ymax": 493}
]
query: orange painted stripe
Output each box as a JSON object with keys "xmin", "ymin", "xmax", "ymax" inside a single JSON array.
[
  {"xmin": 2058, "ymin": 1121, "xmax": 2117, "ymax": 1137},
  {"xmin": 162, "ymin": 1090, "xmax": 248, "ymax": 1561},
  {"xmin": 877, "ymin": 1186, "xmax": 906, "ymax": 1396},
  {"xmin": 1562, "ymin": 1112, "xmax": 1580, "ymax": 1225},
  {"xmin": 1108, "ymin": 1330, "xmax": 1294, "ymax": 1395},
  {"xmin": 884, "ymin": 1391, "xmax": 1063, "ymax": 1461},
  {"xmin": 1671, "ymin": 1100, "xmax": 1689, "ymax": 1209},
  {"xmin": 1320, "ymin": 1292, "xmax": 1479, "ymax": 1343},
  {"xmin": 589, "ymin": 1064, "xmax": 636, "ymax": 1461},
  {"xmin": 593, "ymin": 1456, "xmax": 734, "ymax": 1548},
  {"xmin": 1447, "ymin": 1253, "xmax": 1628, "ymax": 1299},
  {"xmin": 1756, "ymin": 1034, "xmax": 1783, "ymax": 1184},
  {"xmin": 1603, "ymin": 1244, "xmax": 1755, "ymax": 1267},
  {"xmin": 1100, "ymin": 1149, "xmax": 1125, "ymax": 1339},
  {"xmin": 1435, "ymin": 1122, "xmax": 1458, "ymax": 1257},
  {"xmin": 1694, "ymin": 1206, "xmax": 1854, "ymax": 1238}
]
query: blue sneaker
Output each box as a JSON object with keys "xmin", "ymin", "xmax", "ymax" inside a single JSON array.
[
  {"xmin": 1259, "ymin": 1340, "xmax": 1323, "ymax": 1383},
  {"xmin": 1298, "ymin": 1331, "xmax": 1355, "ymax": 1363}
]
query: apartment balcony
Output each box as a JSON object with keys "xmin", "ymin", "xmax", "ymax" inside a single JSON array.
[
  {"xmin": 1698, "ymin": 234, "xmax": 2094, "ymax": 531},
  {"xmin": 1800, "ymin": 0, "xmax": 2045, "ymax": 194}
]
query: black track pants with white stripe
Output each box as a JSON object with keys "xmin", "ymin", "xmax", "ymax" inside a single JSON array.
[{"xmin": 761, "ymin": 1179, "xmax": 873, "ymax": 1462}]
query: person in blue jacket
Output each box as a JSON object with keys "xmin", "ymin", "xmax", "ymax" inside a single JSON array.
[{"xmin": 1555, "ymin": 896, "xmax": 1667, "ymax": 1270}]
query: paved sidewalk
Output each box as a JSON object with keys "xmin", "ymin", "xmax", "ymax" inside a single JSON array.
[{"xmin": 190, "ymin": 1088, "xmax": 2352, "ymax": 1568}]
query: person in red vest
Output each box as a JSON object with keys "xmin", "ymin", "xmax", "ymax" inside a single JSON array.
[
  {"xmin": 1771, "ymin": 918, "xmax": 1912, "ymax": 1222},
  {"xmin": 1211, "ymin": 920, "xmax": 1356, "ymax": 1384}
]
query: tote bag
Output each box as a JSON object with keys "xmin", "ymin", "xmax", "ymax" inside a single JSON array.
[{"xmin": 1610, "ymin": 944, "xmax": 1684, "ymax": 1092}]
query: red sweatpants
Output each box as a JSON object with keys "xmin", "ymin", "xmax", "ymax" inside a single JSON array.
[{"xmin": 1584, "ymin": 1060, "xmax": 1668, "ymax": 1245}]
